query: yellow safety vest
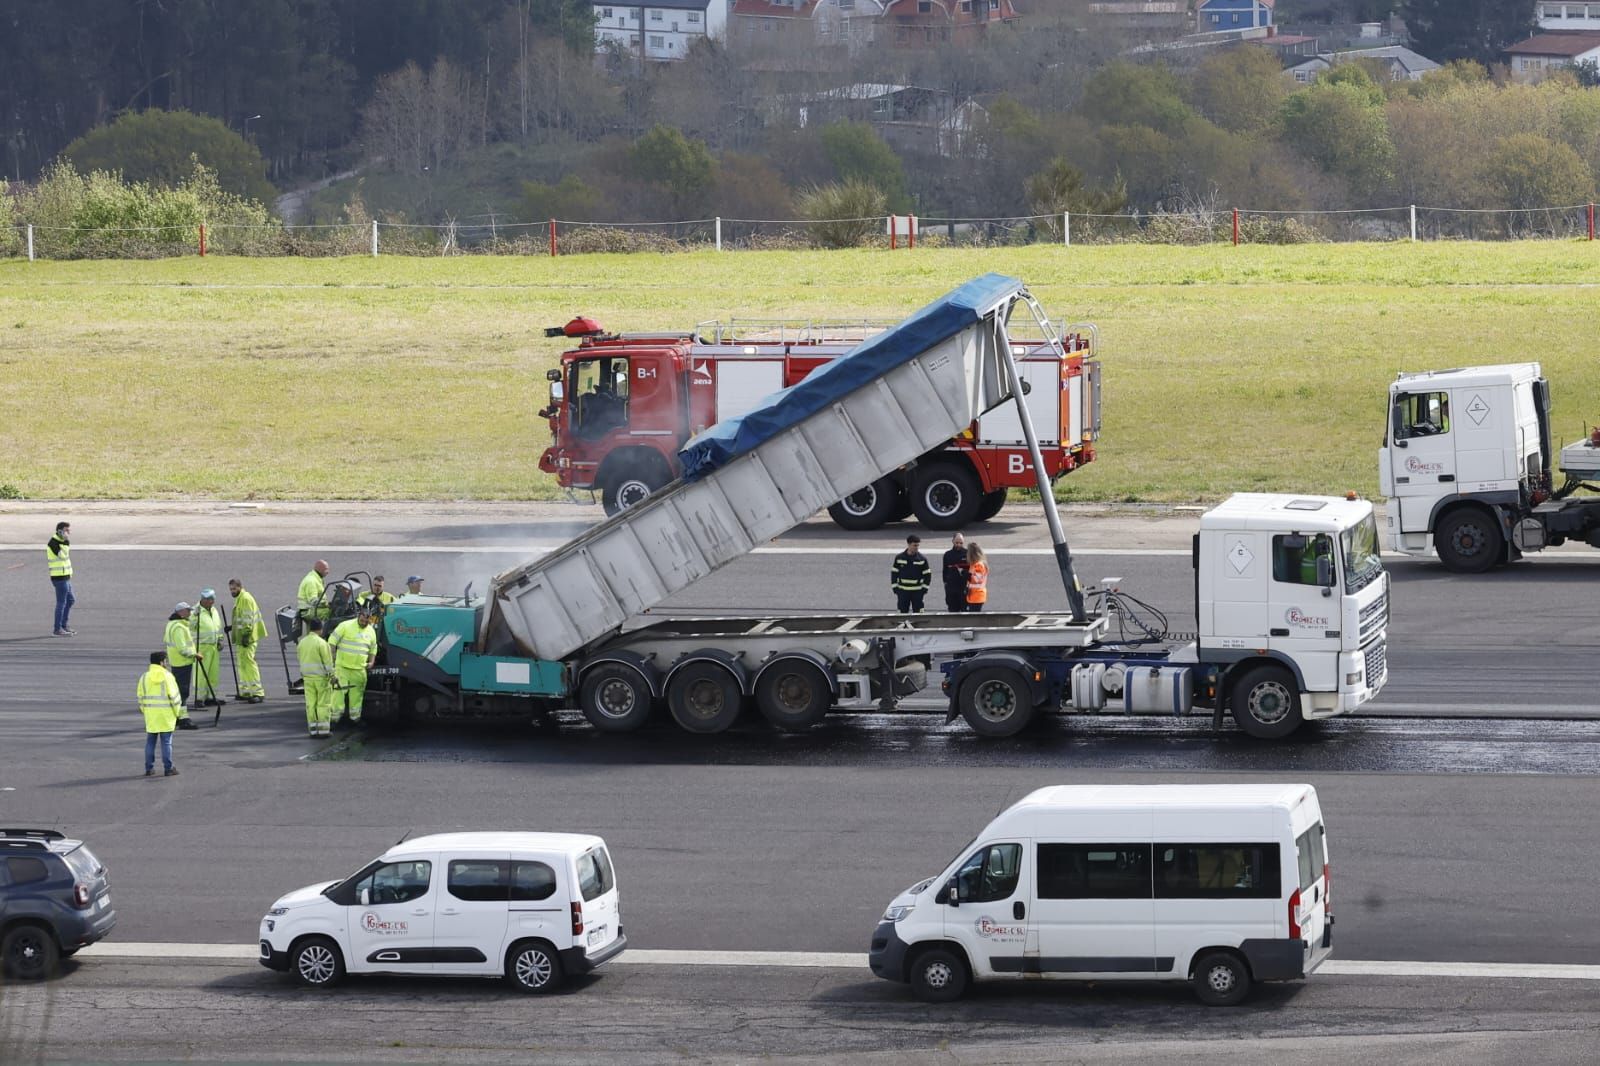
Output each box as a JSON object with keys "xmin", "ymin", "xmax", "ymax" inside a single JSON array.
[
  {"xmin": 164, "ymin": 617, "xmax": 196, "ymax": 667},
  {"xmin": 329, "ymin": 619, "xmax": 376, "ymax": 671},
  {"xmin": 297, "ymin": 570, "xmax": 325, "ymax": 614},
  {"xmin": 193, "ymin": 605, "xmax": 224, "ymax": 647},
  {"xmin": 297, "ymin": 633, "xmax": 334, "ymax": 677},
  {"xmin": 136, "ymin": 666, "xmax": 181, "ymax": 733},
  {"xmin": 47, "ymin": 540, "xmax": 72, "ymax": 578},
  {"xmin": 233, "ymin": 589, "xmax": 268, "ymax": 644}
]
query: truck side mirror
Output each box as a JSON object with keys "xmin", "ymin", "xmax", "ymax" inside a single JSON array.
[
  {"xmin": 358, "ymin": 887, "xmax": 370, "ymax": 906},
  {"xmin": 1317, "ymin": 556, "xmax": 1333, "ymax": 590},
  {"xmin": 945, "ymin": 879, "xmax": 960, "ymax": 906},
  {"xmin": 549, "ymin": 381, "xmax": 564, "ymax": 402}
]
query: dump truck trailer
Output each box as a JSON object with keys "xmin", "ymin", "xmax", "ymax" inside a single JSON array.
[{"xmin": 280, "ymin": 276, "xmax": 1388, "ymax": 740}]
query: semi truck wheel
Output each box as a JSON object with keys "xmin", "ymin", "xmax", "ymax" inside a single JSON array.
[
  {"xmin": 666, "ymin": 662, "xmax": 743, "ymax": 733},
  {"xmin": 1434, "ymin": 508, "xmax": 1504, "ymax": 573},
  {"xmin": 754, "ymin": 659, "xmax": 832, "ymax": 732},
  {"xmin": 973, "ymin": 489, "xmax": 1007, "ymax": 523},
  {"xmin": 579, "ymin": 664, "xmax": 653, "ymax": 733},
  {"xmin": 911, "ymin": 461, "xmax": 982, "ymax": 530},
  {"xmin": 827, "ymin": 476, "xmax": 900, "ymax": 530},
  {"xmin": 1229, "ymin": 665, "xmax": 1303, "ymax": 739},
  {"xmin": 956, "ymin": 665, "xmax": 1036, "ymax": 737}
]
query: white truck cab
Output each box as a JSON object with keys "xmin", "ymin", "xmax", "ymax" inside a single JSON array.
[
  {"xmin": 1195, "ymin": 493, "xmax": 1388, "ymax": 730},
  {"xmin": 260, "ymin": 831, "xmax": 624, "ymax": 992},
  {"xmin": 1380, "ymin": 363, "xmax": 1550, "ymax": 571},
  {"xmin": 869, "ymin": 784, "xmax": 1333, "ymax": 1006}
]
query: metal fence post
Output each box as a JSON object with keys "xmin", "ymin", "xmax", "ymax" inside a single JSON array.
[
  {"xmin": 1410, "ymin": 205, "xmax": 1417, "ymax": 242},
  {"xmin": 371, "ymin": 220, "xmax": 379, "ymax": 257},
  {"xmin": 889, "ymin": 215, "xmax": 897, "ymax": 251},
  {"xmin": 1063, "ymin": 211, "xmax": 1070, "ymax": 247},
  {"xmin": 26, "ymin": 224, "xmax": 34, "ymax": 262},
  {"xmin": 548, "ymin": 219, "xmax": 557, "ymax": 257},
  {"xmin": 1589, "ymin": 203, "xmax": 1595, "ymax": 241},
  {"xmin": 715, "ymin": 216, "xmax": 722, "ymax": 252},
  {"xmin": 1231, "ymin": 209, "xmax": 1239, "ymax": 246}
]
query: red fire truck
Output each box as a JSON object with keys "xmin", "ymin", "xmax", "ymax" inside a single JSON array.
[{"xmin": 537, "ymin": 317, "xmax": 1101, "ymax": 530}]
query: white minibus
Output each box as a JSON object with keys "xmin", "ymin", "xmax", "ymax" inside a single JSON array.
[{"xmin": 869, "ymin": 784, "xmax": 1331, "ymax": 1005}]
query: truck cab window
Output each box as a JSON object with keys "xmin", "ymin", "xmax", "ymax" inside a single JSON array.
[
  {"xmin": 1273, "ymin": 533, "xmax": 1335, "ymax": 587},
  {"xmin": 572, "ymin": 358, "xmax": 630, "ymax": 440},
  {"xmin": 1393, "ymin": 391, "xmax": 1450, "ymax": 440},
  {"xmin": 955, "ymin": 843, "xmax": 1021, "ymax": 902}
]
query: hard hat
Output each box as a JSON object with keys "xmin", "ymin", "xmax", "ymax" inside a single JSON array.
[
  {"xmin": 175, "ymin": 601, "xmax": 192, "ymax": 612},
  {"xmin": 200, "ymin": 587, "xmax": 216, "ymax": 599}
]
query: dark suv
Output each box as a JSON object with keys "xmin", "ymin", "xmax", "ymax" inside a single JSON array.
[{"xmin": 1, "ymin": 828, "xmax": 116, "ymax": 980}]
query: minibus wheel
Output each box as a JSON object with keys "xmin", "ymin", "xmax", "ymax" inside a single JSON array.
[
  {"xmin": 909, "ymin": 945, "xmax": 969, "ymax": 1003},
  {"xmin": 1192, "ymin": 950, "xmax": 1251, "ymax": 1007}
]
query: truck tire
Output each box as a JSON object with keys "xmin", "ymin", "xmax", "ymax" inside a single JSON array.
[
  {"xmin": 1229, "ymin": 664, "xmax": 1303, "ymax": 739},
  {"xmin": 974, "ymin": 489, "xmax": 1007, "ymax": 523},
  {"xmin": 827, "ymin": 477, "xmax": 899, "ymax": 531},
  {"xmin": 666, "ymin": 662, "xmax": 743, "ymax": 734},
  {"xmin": 579, "ymin": 664, "xmax": 654, "ymax": 733},
  {"xmin": 754, "ymin": 658, "xmax": 832, "ymax": 732},
  {"xmin": 911, "ymin": 460, "xmax": 983, "ymax": 531},
  {"xmin": 957, "ymin": 665, "xmax": 1036, "ymax": 738},
  {"xmin": 1434, "ymin": 507, "xmax": 1504, "ymax": 574},
  {"xmin": 601, "ymin": 455, "xmax": 671, "ymax": 516}
]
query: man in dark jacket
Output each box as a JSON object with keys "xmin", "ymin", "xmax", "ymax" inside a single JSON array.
[
  {"xmin": 942, "ymin": 533, "xmax": 969, "ymax": 613},
  {"xmin": 891, "ymin": 534, "xmax": 932, "ymax": 613}
]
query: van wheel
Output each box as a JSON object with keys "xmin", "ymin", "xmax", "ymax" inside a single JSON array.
[
  {"xmin": 1229, "ymin": 665, "xmax": 1303, "ymax": 740},
  {"xmin": 911, "ymin": 461, "xmax": 983, "ymax": 531},
  {"xmin": 506, "ymin": 940, "xmax": 564, "ymax": 994},
  {"xmin": 1435, "ymin": 507, "xmax": 1503, "ymax": 573},
  {"xmin": 755, "ymin": 659, "xmax": 832, "ymax": 732},
  {"xmin": 1, "ymin": 923, "xmax": 60, "ymax": 981},
  {"xmin": 1192, "ymin": 950, "xmax": 1251, "ymax": 1007},
  {"xmin": 579, "ymin": 664, "xmax": 653, "ymax": 733},
  {"xmin": 973, "ymin": 489, "xmax": 1007, "ymax": 523},
  {"xmin": 827, "ymin": 476, "xmax": 899, "ymax": 531},
  {"xmin": 909, "ymin": 946, "xmax": 969, "ymax": 1003},
  {"xmin": 957, "ymin": 666, "xmax": 1036, "ymax": 738},
  {"xmin": 666, "ymin": 662, "xmax": 743, "ymax": 734},
  {"xmin": 290, "ymin": 936, "xmax": 345, "ymax": 989}
]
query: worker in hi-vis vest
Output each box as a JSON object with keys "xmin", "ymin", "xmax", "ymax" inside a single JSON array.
[
  {"xmin": 163, "ymin": 603, "xmax": 198, "ymax": 728},
  {"xmin": 328, "ymin": 604, "xmax": 379, "ymax": 726},
  {"xmin": 297, "ymin": 618, "xmax": 336, "ymax": 738},
  {"xmin": 191, "ymin": 589, "xmax": 226, "ymax": 707},
  {"xmin": 47, "ymin": 520, "xmax": 75, "ymax": 636},
  {"xmin": 229, "ymin": 578, "xmax": 269, "ymax": 703}
]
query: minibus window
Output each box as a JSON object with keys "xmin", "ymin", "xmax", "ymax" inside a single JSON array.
[
  {"xmin": 1037, "ymin": 844, "xmax": 1152, "ymax": 899},
  {"xmin": 955, "ymin": 844, "xmax": 1022, "ymax": 903},
  {"xmin": 448, "ymin": 859, "xmax": 511, "ymax": 902},
  {"xmin": 1296, "ymin": 825, "xmax": 1326, "ymax": 893},
  {"xmin": 1154, "ymin": 844, "xmax": 1281, "ymax": 899}
]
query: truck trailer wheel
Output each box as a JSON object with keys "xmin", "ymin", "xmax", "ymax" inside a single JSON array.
[
  {"xmin": 956, "ymin": 666, "xmax": 1036, "ymax": 737},
  {"xmin": 754, "ymin": 659, "xmax": 832, "ymax": 732},
  {"xmin": 579, "ymin": 664, "xmax": 654, "ymax": 733},
  {"xmin": 911, "ymin": 461, "xmax": 983, "ymax": 530},
  {"xmin": 1229, "ymin": 665, "xmax": 1303, "ymax": 739},
  {"xmin": 666, "ymin": 662, "xmax": 743, "ymax": 733},
  {"xmin": 1434, "ymin": 508, "xmax": 1504, "ymax": 574},
  {"xmin": 973, "ymin": 489, "xmax": 1008, "ymax": 523},
  {"xmin": 827, "ymin": 477, "xmax": 900, "ymax": 531}
]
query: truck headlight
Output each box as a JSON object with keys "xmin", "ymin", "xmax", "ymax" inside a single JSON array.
[
  {"xmin": 882, "ymin": 904, "xmax": 914, "ymax": 923},
  {"xmin": 1345, "ymin": 671, "xmax": 1363, "ymax": 686}
]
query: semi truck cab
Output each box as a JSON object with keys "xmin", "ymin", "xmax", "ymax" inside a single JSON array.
[{"xmin": 1197, "ymin": 493, "xmax": 1388, "ymax": 724}]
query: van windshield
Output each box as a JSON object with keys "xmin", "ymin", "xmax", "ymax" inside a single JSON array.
[{"xmin": 1296, "ymin": 824, "xmax": 1327, "ymax": 892}]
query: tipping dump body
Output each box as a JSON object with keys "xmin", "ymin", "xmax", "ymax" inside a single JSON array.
[{"xmin": 485, "ymin": 274, "xmax": 1030, "ymax": 663}]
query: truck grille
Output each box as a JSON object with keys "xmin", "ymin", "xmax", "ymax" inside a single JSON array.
[
  {"xmin": 1363, "ymin": 641, "xmax": 1387, "ymax": 690},
  {"xmin": 1359, "ymin": 588, "xmax": 1388, "ymax": 644}
]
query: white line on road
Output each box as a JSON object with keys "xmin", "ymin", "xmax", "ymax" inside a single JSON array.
[{"xmin": 76, "ymin": 942, "xmax": 1600, "ymax": 980}]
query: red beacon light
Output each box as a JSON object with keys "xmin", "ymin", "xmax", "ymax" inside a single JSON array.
[{"xmin": 545, "ymin": 316, "xmax": 605, "ymax": 339}]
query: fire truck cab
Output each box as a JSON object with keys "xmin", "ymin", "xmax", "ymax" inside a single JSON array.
[{"xmin": 537, "ymin": 318, "xmax": 1101, "ymax": 530}]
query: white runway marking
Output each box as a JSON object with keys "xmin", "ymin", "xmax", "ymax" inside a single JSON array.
[
  {"xmin": 78, "ymin": 942, "xmax": 1600, "ymax": 980},
  {"xmin": 0, "ymin": 543, "xmax": 1197, "ymax": 558}
]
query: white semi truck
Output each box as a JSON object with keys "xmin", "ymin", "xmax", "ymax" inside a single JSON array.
[
  {"xmin": 297, "ymin": 276, "xmax": 1388, "ymax": 740},
  {"xmin": 1380, "ymin": 362, "xmax": 1600, "ymax": 571}
]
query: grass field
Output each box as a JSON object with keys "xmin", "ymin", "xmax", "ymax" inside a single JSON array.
[{"xmin": 4, "ymin": 243, "xmax": 1599, "ymax": 501}]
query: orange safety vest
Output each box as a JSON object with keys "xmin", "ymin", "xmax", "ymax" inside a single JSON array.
[{"xmin": 966, "ymin": 560, "xmax": 988, "ymax": 604}]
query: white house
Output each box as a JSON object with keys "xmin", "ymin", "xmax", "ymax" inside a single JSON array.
[
  {"xmin": 1505, "ymin": 32, "xmax": 1600, "ymax": 79},
  {"xmin": 1537, "ymin": 2, "xmax": 1600, "ymax": 30},
  {"xmin": 592, "ymin": 0, "xmax": 728, "ymax": 61}
]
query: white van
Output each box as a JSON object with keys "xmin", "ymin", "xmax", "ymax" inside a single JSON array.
[
  {"xmin": 869, "ymin": 785, "xmax": 1331, "ymax": 1006},
  {"xmin": 259, "ymin": 832, "xmax": 625, "ymax": 992}
]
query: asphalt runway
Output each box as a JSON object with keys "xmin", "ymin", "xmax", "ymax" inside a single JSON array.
[{"xmin": 2, "ymin": 506, "xmax": 1599, "ymax": 1062}]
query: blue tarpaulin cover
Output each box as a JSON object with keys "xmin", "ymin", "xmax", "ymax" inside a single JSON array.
[{"xmin": 679, "ymin": 273, "xmax": 1024, "ymax": 481}]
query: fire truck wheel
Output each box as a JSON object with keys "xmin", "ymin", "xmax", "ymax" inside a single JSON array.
[
  {"xmin": 827, "ymin": 477, "xmax": 899, "ymax": 530},
  {"xmin": 974, "ymin": 489, "xmax": 1008, "ymax": 523},
  {"xmin": 911, "ymin": 461, "xmax": 983, "ymax": 531},
  {"xmin": 579, "ymin": 664, "xmax": 654, "ymax": 733},
  {"xmin": 600, "ymin": 457, "xmax": 671, "ymax": 516}
]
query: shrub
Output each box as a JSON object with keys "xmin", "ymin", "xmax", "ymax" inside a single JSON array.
[{"xmin": 798, "ymin": 180, "xmax": 887, "ymax": 249}]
